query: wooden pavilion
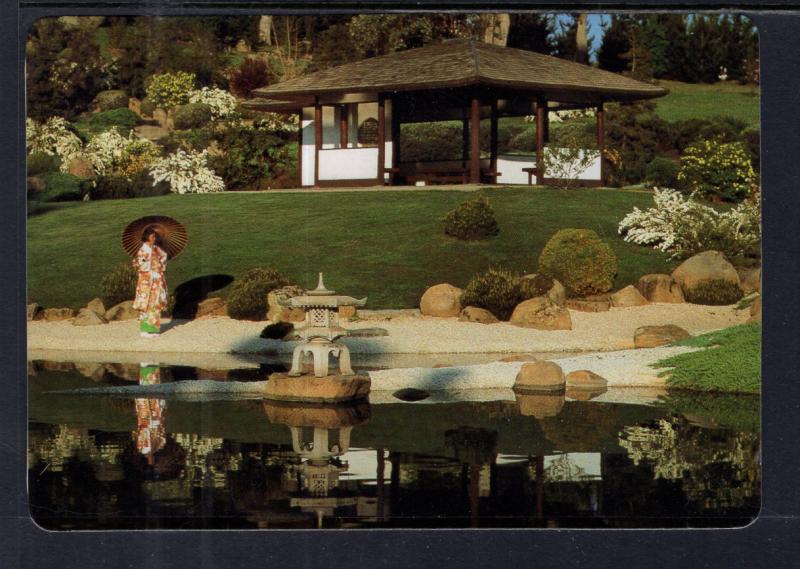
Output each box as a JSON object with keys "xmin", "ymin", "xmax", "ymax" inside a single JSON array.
[{"xmin": 245, "ymin": 39, "xmax": 667, "ymax": 188}]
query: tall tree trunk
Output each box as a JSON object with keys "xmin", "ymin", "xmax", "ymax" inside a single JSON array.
[
  {"xmin": 576, "ymin": 13, "xmax": 588, "ymax": 63},
  {"xmin": 258, "ymin": 15, "xmax": 272, "ymax": 45},
  {"xmin": 483, "ymin": 14, "xmax": 511, "ymax": 46}
]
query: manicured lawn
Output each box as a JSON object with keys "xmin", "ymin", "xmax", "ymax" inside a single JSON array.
[
  {"xmin": 653, "ymin": 80, "xmax": 760, "ymax": 128},
  {"xmin": 655, "ymin": 323, "xmax": 761, "ymax": 394},
  {"xmin": 27, "ymin": 186, "xmax": 676, "ymax": 309}
]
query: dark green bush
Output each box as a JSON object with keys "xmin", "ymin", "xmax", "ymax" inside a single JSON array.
[
  {"xmin": 645, "ymin": 156, "xmax": 679, "ymax": 188},
  {"xmin": 38, "ymin": 172, "xmax": 83, "ymax": 202},
  {"xmin": 537, "ymin": 229, "xmax": 618, "ymax": 297},
  {"xmin": 140, "ymin": 98, "xmax": 156, "ymax": 116},
  {"xmin": 208, "ymin": 126, "xmax": 294, "ymax": 190},
  {"xmin": 668, "ymin": 116, "xmax": 748, "ymax": 151},
  {"xmin": 172, "ymin": 103, "xmax": 213, "ymax": 130},
  {"xmin": 604, "ymin": 101, "xmax": 671, "ymax": 186},
  {"xmin": 743, "ymin": 129, "xmax": 760, "ymax": 172},
  {"xmin": 83, "ymin": 170, "xmax": 171, "ymax": 200},
  {"xmin": 72, "ymin": 108, "xmax": 140, "ymax": 136},
  {"xmin": 400, "ymin": 122, "xmax": 464, "ymax": 162},
  {"xmin": 100, "ymin": 262, "xmax": 138, "ymax": 308},
  {"xmin": 26, "ymin": 152, "xmax": 61, "ymax": 176},
  {"xmin": 92, "ymin": 90, "xmax": 129, "ymax": 112},
  {"xmin": 684, "ymin": 280, "xmax": 744, "ymax": 305},
  {"xmin": 442, "ymin": 197, "xmax": 499, "ymax": 241},
  {"xmin": 460, "ymin": 267, "xmax": 531, "ymax": 321},
  {"xmin": 227, "ymin": 268, "xmax": 290, "ymax": 321},
  {"xmin": 518, "ymin": 273, "xmax": 554, "ymax": 298},
  {"xmin": 160, "ymin": 128, "xmax": 215, "ymax": 154}
]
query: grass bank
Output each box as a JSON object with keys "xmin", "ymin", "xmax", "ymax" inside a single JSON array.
[
  {"xmin": 655, "ymin": 323, "xmax": 761, "ymax": 394},
  {"xmin": 27, "ymin": 186, "xmax": 676, "ymax": 309},
  {"xmin": 653, "ymin": 80, "xmax": 760, "ymax": 128}
]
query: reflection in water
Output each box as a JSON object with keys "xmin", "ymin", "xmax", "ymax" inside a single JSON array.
[{"xmin": 27, "ymin": 362, "xmax": 761, "ymax": 529}]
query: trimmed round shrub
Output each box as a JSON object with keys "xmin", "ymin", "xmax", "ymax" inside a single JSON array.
[
  {"xmin": 100, "ymin": 262, "xmax": 138, "ymax": 308},
  {"xmin": 227, "ymin": 268, "xmax": 290, "ymax": 321},
  {"xmin": 460, "ymin": 267, "xmax": 529, "ymax": 321},
  {"xmin": 442, "ymin": 197, "xmax": 499, "ymax": 241},
  {"xmin": 537, "ymin": 229, "xmax": 618, "ymax": 297},
  {"xmin": 83, "ymin": 170, "xmax": 171, "ymax": 200},
  {"xmin": 92, "ymin": 90, "xmax": 129, "ymax": 112},
  {"xmin": 27, "ymin": 152, "xmax": 62, "ymax": 176},
  {"xmin": 144, "ymin": 71, "xmax": 196, "ymax": 110},
  {"xmin": 172, "ymin": 103, "xmax": 213, "ymax": 130},
  {"xmin": 677, "ymin": 139, "xmax": 756, "ymax": 202},
  {"xmin": 140, "ymin": 98, "xmax": 156, "ymax": 117},
  {"xmin": 684, "ymin": 280, "xmax": 744, "ymax": 306},
  {"xmin": 644, "ymin": 156, "xmax": 679, "ymax": 188}
]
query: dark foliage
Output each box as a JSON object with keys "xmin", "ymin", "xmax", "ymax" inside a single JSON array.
[
  {"xmin": 684, "ymin": 280, "xmax": 744, "ymax": 305},
  {"xmin": 227, "ymin": 268, "xmax": 290, "ymax": 321},
  {"xmin": 644, "ymin": 156, "xmax": 679, "ymax": 188},
  {"xmin": 260, "ymin": 321, "xmax": 294, "ymax": 340},
  {"xmin": 208, "ymin": 125, "xmax": 296, "ymax": 190},
  {"xmin": 26, "ymin": 153, "xmax": 62, "ymax": 177},
  {"xmin": 82, "ymin": 171, "xmax": 171, "ymax": 200},
  {"xmin": 172, "ymin": 103, "xmax": 214, "ymax": 130},
  {"xmin": 460, "ymin": 266, "xmax": 532, "ymax": 321},
  {"xmin": 99, "ymin": 262, "xmax": 138, "ymax": 308},
  {"xmin": 229, "ymin": 58, "xmax": 272, "ymax": 98}
]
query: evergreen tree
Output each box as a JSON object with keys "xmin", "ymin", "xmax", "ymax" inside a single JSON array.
[
  {"xmin": 553, "ymin": 15, "xmax": 578, "ymax": 60},
  {"xmin": 685, "ymin": 16, "xmax": 725, "ymax": 83},
  {"xmin": 507, "ymin": 13, "xmax": 555, "ymax": 54},
  {"xmin": 597, "ymin": 15, "xmax": 632, "ymax": 73},
  {"xmin": 660, "ymin": 15, "xmax": 691, "ymax": 81}
]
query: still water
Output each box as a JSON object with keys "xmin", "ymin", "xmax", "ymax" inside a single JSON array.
[{"xmin": 28, "ymin": 359, "xmax": 760, "ymax": 530}]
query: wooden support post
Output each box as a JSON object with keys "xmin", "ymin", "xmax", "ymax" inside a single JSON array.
[
  {"xmin": 535, "ymin": 97, "xmax": 546, "ymax": 185},
  {"xmin": 490, "ymin": 98, "xmax": 498, "ymax": 182},
  {"xmin": 314, "ymin": 101, "xmax": 322, "ymax": 186},
  {"xmin": 461, "ymin": 107, "xmax": 469, "ymax": 169},
  {"xmin": 470, "ymin": 96, "xmax": 480, "ymax": 184},
  {"xmin": 339, "ymin": 105, "xmax": 348, "ymax": 148},
  {"xmin": 297, "ymin": 110, "xmax": 303, "ymax": 187},
  {"xmin": 377, "ymin": 95, "xmax": 386, "ymax": 184},
  {"xmin": 596, "ymin": 102, "xmax": 605, "ymax": 183},
  {"xmin": 544, "ymin": 103, "xmax": 550, "ymax": 143},
  {"xmin": 391, "ymin": 98, "xmax": 400, "ymax": 168}
]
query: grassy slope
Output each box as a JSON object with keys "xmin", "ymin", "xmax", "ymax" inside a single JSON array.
[
  {"xmin": 27, "ymin": 187, "xmax": 675, "ymax": 309},
  {"xmin": 655, "ymin": 323, "xmax": 761, "ymax": 394},
  {"xmin": 653, "ymin": 80, "xmax": 760, "ymax": 128}
]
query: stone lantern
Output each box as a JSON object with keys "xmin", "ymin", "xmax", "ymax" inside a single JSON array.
[{"xmin": 279, "ymin": 273, "xmax": 367, "ymax": 378}]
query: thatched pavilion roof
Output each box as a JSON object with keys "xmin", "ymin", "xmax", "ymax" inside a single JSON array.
[{"xmin": 250, "ymin": 38, "xmax": 667, "ymax": 105}]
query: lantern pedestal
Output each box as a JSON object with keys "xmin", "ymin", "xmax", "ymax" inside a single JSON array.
[{"xmin": 288, "ymin": 339, "xmax": 354, "ymax": 378}]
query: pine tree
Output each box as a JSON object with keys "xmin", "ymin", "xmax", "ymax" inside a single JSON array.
[
  {"xmin": 597, "ymin": 15, "xmax": 632, "ymax": 73},
  {"xmin": 507, "ymin": 13, "xmax": 555, "ymax": 54}
]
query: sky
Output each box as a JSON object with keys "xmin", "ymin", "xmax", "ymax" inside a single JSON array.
[{"xmin": 554, "ymin": 13, "xmax": 607, "ymax": 61}]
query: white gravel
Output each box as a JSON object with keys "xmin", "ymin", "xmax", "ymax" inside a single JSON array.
[{"xmin": 28, "ymin": 303, "xmax": 746, "ymax": 355}]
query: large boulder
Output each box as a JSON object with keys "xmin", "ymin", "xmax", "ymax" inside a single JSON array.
[
  {"xmin": 738, "ymin": 267, "xmax": 761, "ymax": 294},
  {"xmin": 420, "ymin": 283, "xmax": 463, "ymax": 317},
  {"xmin": 509, "ymin": 297, "xmax": 572, "ymax": 330},
  {"xmin": 72, "ymin": 308, "xmax": 106, "ymax": 326},
  {"xmin": 37, "ymin": 308, "xmax": 75, "ymax": 322},
  {"xmin": 634, "ymin": 325, "xmax": 691, "ymax": 348},
  {"xmin": 339, "ymin": 305, "xmax": 358, "ymax": 319},
  {"xmin": 104, "ymin": 300, "xmax": 138, "ymax": 321},
  {"xmin": 565, "ymin": 297, "xmax": 610, "ymax": 312},
  {"xmin": 672, "ymin": 251, "xmax": 741, "ymax": 295},
  {"xmin": 66, "ymin": 157, "xmax": 95, "ymax": 179},
  {"xmin": 264, "ymin": 373, "xmax": 371, "ymax": 404},
  {"xmin": 27, "ymin": 303, "xmax": 40, "ymax": 321},
  {"xmin": 610, "ymin": 285, "xmax": 649, "ymax": 308},
  {"xmin": 196, "ymin": 297, "xmax": 227, "ymax": 318},
  {"xmin": 513, "ymin": 361, "xmax": 566, "ymax": 391},
  {"xmin": 636, "ymin": 274, "xmax": 685, "ymax": 303},
  {"xmin": 565, "ymin": 370, "xmax": 608, "ymax": 390},
  {"xmin": 459, "ymin": 306, "xmax": 499, "ymax": 324},
  {"xmin": 749, "ymin": 295, "xmax": 762, "ymax": 323},
  {"xmin": 86, "ymin": 298, "xmax": 106, "ymax": 318},
  {"xmin": 267, "ymin": 286, "xmax": 306, "ymax": 323}
]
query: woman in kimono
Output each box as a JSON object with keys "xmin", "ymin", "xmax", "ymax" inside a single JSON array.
[{"xmin": 132, "ymin": 226, "xmax": 168, "ymax": 337}]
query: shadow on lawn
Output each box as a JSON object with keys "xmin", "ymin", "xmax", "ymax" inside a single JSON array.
[{"xmin": 171, "ymin": 274, "xmax": 234, "ymax": 319}]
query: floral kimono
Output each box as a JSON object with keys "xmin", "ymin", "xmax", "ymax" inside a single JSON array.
[
  {"xmin": 132, "ymin": 242, "xmax": 168, "ymax": 334},
  {"xmin": 134, "ymin": 364, "xmax": 166, "ymax": 461}
]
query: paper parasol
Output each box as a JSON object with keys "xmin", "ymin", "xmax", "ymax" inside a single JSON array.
[{"xmin": 122, "ymin": 216, "xmax": 188, "ymax": 260}]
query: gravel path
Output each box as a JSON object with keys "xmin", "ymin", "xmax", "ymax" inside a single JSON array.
[{"xmin": 28, "ymin": 303, "xmax": 747, "ymax": 355}]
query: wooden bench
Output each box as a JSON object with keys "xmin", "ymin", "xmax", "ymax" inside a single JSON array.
[
  {"xmin": 405, "ymin": 170, "xmax": 468, "ymax": 185},
  {"xmin": 521, "ymin": 167, "xmax": 538, "ymax": 185}
]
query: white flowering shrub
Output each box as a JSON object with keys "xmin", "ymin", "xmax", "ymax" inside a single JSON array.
[
  {"xmin": 618, "ymin": 188, "xmax": 761, "ymax": 260},
  {"xmin": 145, "ymin": 72, "xmax": 197, "ymax": 110},
  {"xmin": 677, "ymin": 139, "xmax": 756, "ymax": 202},
  {"xmin": 253, "ymin": 113, "xmax": 299, "ymax": 134},
  {"xmin": 149, "ymin": 149, "xmax": 225, "ymax": 194},
  {"xmin": 84, "ymin": 128, "xmax": 129, "ymax": 175},
  {"xmin": 188, "ymin": 87, "xmax": 238, "ymax": 119},
  {"xmin": 26, "ymin": 117, "xmax": 83, "ymax": 172}
]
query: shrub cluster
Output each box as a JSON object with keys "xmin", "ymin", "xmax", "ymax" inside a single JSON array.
[
  {"xmin": 683, "ymin": 280, "xmax": 744, "ymax": 306},
  {"xmin": 73, "ymin": 108, "xmax": 141, "ymax": 137},
  {"xmin": 537, "ymin": 229, "xmax": 618, "ymax": 297},
  {"xmin": 92, "ymin": 90, "xmax": 130, "ymax": 112},
  {"xmin": 442, "ymin": 197, "xmax": 499, "ymax": 241},
  {"xmin": 172, "ymin": 103, "xmax": 214, "ymax": 130},
  {"xmin": 229, "ymin": 58, "xmax": 271, "ymax": 99},
  {"xmin": 460, "ymin": 267, "xmax": 532, "ymax": 321},
  {"xmin": 227, "ymin": 268, "xmax": 290, "ymax": 321},
  {"xmin": 100, "ymin": 262, "xmax": 138, "ymax": 308},
  {"xmin": 208, "ymin": 125, "xmax": 295, "ymax": 190},
  {"xmin": 82, "ymin": 170, "xmax": 171, "ymax": 200},
  {"xmin": 677, "ymin": 139, "xmax": 756, "ymax": 202},
  {"xmin": 27, "ymin": 152, "xmax": 62, "ymax": 176},
  {"xmin": 37, "ymin": 172, "xmax": 83, "ymax": 202},
  {"xmin": 644, "ymin": 156, "xmax": 679, "ymax": 188},
  {"xmin": 145, "ymin": 71, "xmax": 197, "ymax": 110}
]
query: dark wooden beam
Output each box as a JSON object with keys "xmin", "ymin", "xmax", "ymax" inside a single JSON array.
[
  {"xmin": 535, "ymin": 97, "xmax": 546, "ymax": 185},
  {"xmin": 377, "ymin": 95, "xmax": 386, "ymax": 184},
  {"xmin": 297, "ymin": 110, "xmax": 303, "ymax": 187},
  {"xmin": 490, "ymin": 98, "xmax": 498, "ymax": 180},
  {"xmin": 470, "ymin": 96, "xmax": 480, "ymax": 184},
  {"xmin": 314, "ymin": 101, "xmax": 322, "ymax": 186},
  {"xmin": 461, "ymin": 107, "xmax": 469, "ymax": 169},
  {"xmin": 543, "ymin": 102, "xmax": 550, "ymax": 143},
  {"xmin": 391, "ymin": 98, "xmax": 400, "ymax": 170},
  {"xmin": 339, "ymin": 105, "xmax": 348, "ymax": 148}
]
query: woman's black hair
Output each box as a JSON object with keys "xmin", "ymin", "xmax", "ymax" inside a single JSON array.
[{"xmin": 141, "ymin": 225, "xmax": 163, "ymax": 247}]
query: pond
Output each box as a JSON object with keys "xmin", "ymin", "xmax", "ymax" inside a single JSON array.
[{"xmin": 28, "ymin": 359, "xmax": 760, "ymax": 530}]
